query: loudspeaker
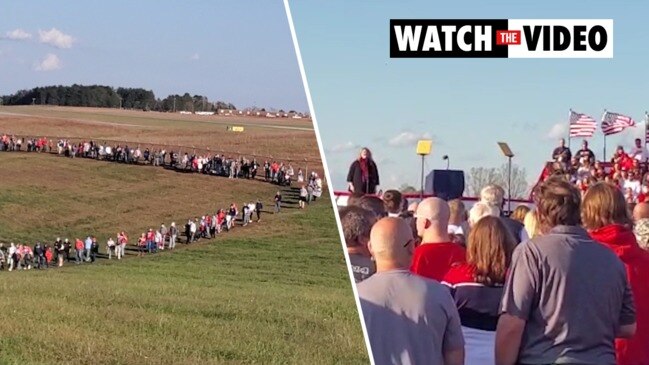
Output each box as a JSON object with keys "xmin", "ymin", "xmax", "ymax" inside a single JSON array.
[{"xmin": 424, "ymin": 170, "xmax": 465, "ymax": 201}]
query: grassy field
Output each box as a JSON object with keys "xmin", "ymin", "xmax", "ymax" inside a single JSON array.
[
  {"xmin": 0, "ymin": 109, "xmax": 367, "ymax": 364},
  {"xmin": 0, "ymin": 106, "xmax": 322, "ymax": 170}
]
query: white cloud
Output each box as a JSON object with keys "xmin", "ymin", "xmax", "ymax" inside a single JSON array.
[
  {"xmin": 38, "ymin": 28, "xmax": 74, "ymax": 49},
  {"xmin": 34, "ymin": 53, "xmax": 61, "ymax": 71},
  {"xmin": 388, "ymin": 131, "xmax": 432, "ymax": 148},
  {"xmin": 5, "ymin": 28, "xmax": 32, "ymax": 40},
  {"xmin": 327, "ymin": 141, "xmax": 359, "ymax": 153},
  {"xmin": 190, "ymin": 53, "xmax": 200, "ymax": 60},
  {"xmin": 546, "ymin": 123, "xmax": 567, "ymax": 139}
]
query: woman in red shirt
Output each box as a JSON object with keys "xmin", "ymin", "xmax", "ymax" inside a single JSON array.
[{"xmin": 583, "ymin": 182, "xmax": 649, "ymax": 365}]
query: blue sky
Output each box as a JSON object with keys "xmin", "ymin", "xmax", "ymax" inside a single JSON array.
[
  {"xmin": 290, "ymin": 0, "xmax": 649, "ymax": 192},
  {"xmin": 0, "ymin": 0, "xmax": 308, "ymax": 112}
]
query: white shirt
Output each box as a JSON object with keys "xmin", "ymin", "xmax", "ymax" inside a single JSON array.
[
  {"xmin": 630, "ymin": 146, "xmax": 648, "ymax": 161},
  {"xmin": 624, "ymin": 179, "xmax": 641, "ymax": 197},
  {"xmin": 448, "ymin": 224, "xmax": 465, "ymax": 235}
]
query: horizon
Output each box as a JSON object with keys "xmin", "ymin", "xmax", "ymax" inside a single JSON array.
[
  {"xmin": 0, "ymin": 1, "xmax": 308, "ymax": 113},
  {"xmin": 0, "ymin": 83, "xmax": 310, "ymax": 113}
]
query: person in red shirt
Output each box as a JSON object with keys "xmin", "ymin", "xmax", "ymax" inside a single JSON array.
[
  {"xmin": 138, "ymin": 233, "xmax": 147, "ymax": 257},
  {"xmin": 146, "ymin": 228, "xmax": 156, "ymax": 253},
  {"xmin": 74, "ymin": 238, "xmax": 84, "ymax": 264},
  {"xmin": 583, "ymin": 182, "xmax": 649, "ymax": 365},
  {"xmin": 410, "ymin": 197, "xmax": 466, "ymax": 281}
]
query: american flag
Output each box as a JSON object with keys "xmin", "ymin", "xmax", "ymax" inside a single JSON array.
[
  {"xmin": 601, "ymin": 111, "xmax": 635, "ymax": 136},
  {"xmin": 569, "ymin": 110, "xmax": 597, "ymax": 137}
]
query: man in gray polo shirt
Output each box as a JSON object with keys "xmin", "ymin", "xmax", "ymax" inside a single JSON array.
[
  {"xmin": 496, "ymin": 177, "xmax": 636, "ymax": 365},
  {"xmin": 358, "ymin": 217, "xmax": 464, "ymax": 365}
]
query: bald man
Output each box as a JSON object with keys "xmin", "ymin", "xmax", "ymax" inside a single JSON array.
[
  {"xmin": 633, "ymin": 202, "xmax": 649, "ymax": 222},
  {"xmin": 410, "ymin": 198, "xmax": 466, "ymax": 281},
  {"xmin": 358, "ymin": 218, "xmax": 465, "ymax": 365}
]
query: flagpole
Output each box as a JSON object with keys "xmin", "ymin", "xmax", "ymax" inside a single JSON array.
[
  {"xmin": 568, "ymin": 109, "xmax": 572, "ymax": 149},
  {"xmin": 602, "ymin": 109, "xmax": 608, "ymax": 161},
  {"xmin": 645, "ymin": 111, "xmax": 648, "ymax": 165}
]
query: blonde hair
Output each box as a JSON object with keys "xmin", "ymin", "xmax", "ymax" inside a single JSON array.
[
  {"xmin": 511, "ymin": 205, "xmax": 530, "ymax": 224},
  {"xmin": 523, "ymin": 209, "xmax": 540, "ymax": 239},
  {"xmin": 581, "ymin": 182, "xmax": 632, "ymax": 230},
  {"xmin": 448, "ymin": 199, "xmax": 467, "ymax": 225}
]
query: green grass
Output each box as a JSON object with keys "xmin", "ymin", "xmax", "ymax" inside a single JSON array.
[{"xmin": 0, "ymin": 153, "xmax": 366, "ymax": 364}]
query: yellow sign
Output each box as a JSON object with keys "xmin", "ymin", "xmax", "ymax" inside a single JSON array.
[
  {"xmin": 416, "ymin": 139, "xmax": 432, "ymax": 155},
  {"xmin": 226, "ymin": 126, "xmax": 245, "ymax": 132}
]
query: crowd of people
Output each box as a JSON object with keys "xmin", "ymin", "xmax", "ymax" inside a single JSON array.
[
  {"xmin": 0, "ymin": 199, "xmax": 272, "ymax": 271},
  {"xmin": 0, "ymin": 134, "xmax": 325, "ymax": 194},
  {"xmin": 0, "ymin": 133, "xmax": 323, "ymax": 272},
  {"xmin": 547, "ymin": 137, "xmax": 649, "ymax": 204},
  {"xmin": 342, "ymin": 145, "xmax": 649, "ymax": 365}
]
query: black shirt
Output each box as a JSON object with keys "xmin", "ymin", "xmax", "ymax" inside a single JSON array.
[{"xmin": 552, "ymin": 146, "xmax": 571, "ymax": 162}]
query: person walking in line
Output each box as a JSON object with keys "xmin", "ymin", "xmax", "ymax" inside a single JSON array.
[
  {"xmin": 299, "ymin": 185, "xmax": 308, "ymax": 209},
  {"xmin": 146, "ymin": 228, "xmax": 156, "ymax": 253},
  {"xmin": 84, "ymin": 236, "xmax": 93, "ymax": 262},
  {"xmin": 160, "ymin": 224, "xmax": 168, "ymax": 249},
  {"xmin": 56, "ymin": 239, "xmax": 66, "ymax": 267},
  {"xmin": 189, "ymin": 218, "xmax": 197, "ymax": 242},
  {"xmin": 90, "ymin": 236, "xmax": 98, "ymax": 263},
  {"xmin": 255, "ymin": 199, "xmax": 263, "ymax": 222},
  {"xmin": 274, "ymin": 191, "xmax": 282, "ymax": 213},
  {"xmin": 155, "ymin": 229, "xmax": 163, "ymax": 251},
  {"xmin": 227, "ymin": 205, "xmax": 237, "ymax": 231},
  {"xmin": 33, "ymin": 242, "xmax": 46, "ymax": 269},
  {"xmin": 169, "ymin": 222, "xmax": 178, "ymax": 250},
  {"xmin": 138, "ymin": 233, "xmax": 147, "ymax": 257},
  {"xmin": 185, "ymin": 219, "xmax": 192, "ymax": 244},
  {"xmin": 117, "ymin": 231, "xmax": 128, "ymax": 260},
  {"xmin": 242, "ymin": 203, "xmax": 250, "ymax": 226},
  {"xmin": 106, "ymin": 237, "xmax": 116, "ymax": 260},
  {"xmin": 75, "ymin": 238, "xmax": 84, "ymax": 264},
  {"xmin": 63, "ymin": 238, "xmax": 71, "ymax": 263}
]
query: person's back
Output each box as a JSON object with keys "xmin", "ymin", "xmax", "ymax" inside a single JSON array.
[
  {"xmin": 411, "ymin": 243, "xmax": 466, "ymax": 281},
  {"xmin": 500, "ymin": 216, "xmax": 524, "ymax": 244},
  {"xmin": 358, "ymin": 217, "xmax": 464, "ymax": 365},
  {"xmin": 410, "ymin": 197, "xmax": 466, "ymax": 281},
  {"xmin": 590, "ymin": 225, "xmax": 649, "ymax": 365},
  {"xmin": 359, "ymin": 270, "xmax": 463, "ymax": 365},
  {"xmin": 512, "ymin": 228, "xmax": 630, "ymax": 362},
  {"xmin": 582, "ymin": 184, "xmax": 649, "ymax": 365},
  {"xmin": 497, "ymin": 178, "xmax": 635, "ymax": 365}
]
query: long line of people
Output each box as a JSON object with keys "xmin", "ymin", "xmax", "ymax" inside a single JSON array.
[
  {"xmin": 0, "ymin": 199, "xmax": 273, "ymax": 271},
  {"xmin": 343, "ymin": 181, "xmax": 649, "ymax": 365},
  {"xmin": 0, "ymin": 133, "xmax": 325, "ymax": 192}
]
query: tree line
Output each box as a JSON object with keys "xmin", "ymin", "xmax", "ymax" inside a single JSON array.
[
  {"xmin": 398, "ymin": 163, "xmax": 529, "ymax": 199},
  {"xmin": 0, "ymin": 84, "xmax": 237, "ymax": 112}
]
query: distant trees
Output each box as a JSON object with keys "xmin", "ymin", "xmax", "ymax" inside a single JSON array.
[
  {"xmin": 466, "ymin": 164, "xmax": 529, "ymax": 199},
  {"xmin": 0, "ymin": 84, "xmax": 237, "ymax": 112}
]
